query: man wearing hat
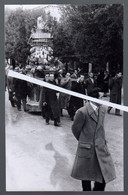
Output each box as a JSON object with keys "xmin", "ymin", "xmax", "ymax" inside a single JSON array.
[{"xmin": 71, "ymin": 89, "xmax": 116, "ymax": 191}]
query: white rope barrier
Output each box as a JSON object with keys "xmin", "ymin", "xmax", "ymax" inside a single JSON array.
[{"xmin": 8, "ymin": 70, "xmax": 127, "ymax": 112}]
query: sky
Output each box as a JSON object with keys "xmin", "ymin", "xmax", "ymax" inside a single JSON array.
[
  {"xmin": 5, "ymin": 4, "xmax": 61, "ymax": 20},
  {"xmin": 5, "ymin": 4, "xmax": 48, "ymax": 10}
]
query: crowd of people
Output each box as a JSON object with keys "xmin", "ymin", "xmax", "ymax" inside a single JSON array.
[
  {"xmin": 5, "ymin": 64, "xmax": 123, "ymax": 126},
  {"xmin": 5, "ymin": 64, "xmax": 123, "ymax": 191}
]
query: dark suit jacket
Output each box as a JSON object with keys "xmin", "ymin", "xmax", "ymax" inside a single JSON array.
[
  {"xmin": 109, "ymin": 77, "xmax": 122, "ymax": 104},
  {"xmin": 40, "ymin": 81, "xmax": 60, "ymax": 119},
  {"xmin": 85, "ymin": 77, "xmax": 100, "ymax": 97}
]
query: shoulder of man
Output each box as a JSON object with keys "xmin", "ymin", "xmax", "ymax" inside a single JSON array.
[{"xmin": 76, "ymin": 103, "xmax": 88, "ymax": 115}]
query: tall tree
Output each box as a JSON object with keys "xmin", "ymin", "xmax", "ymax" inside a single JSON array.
[
  {"xmin": 53, "ymin": 4, "xmax": 123, "ymax": 72},
  {"xmin": 5, "ymin": 7, "xmax": 50, "ymax": 65},
  {"xmin": 5, "ymin": 8, "xmax": 31, "ymax": 64}
]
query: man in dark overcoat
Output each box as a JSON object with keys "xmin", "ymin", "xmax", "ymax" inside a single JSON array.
[
  {"xmin": 71, "ymin": 90, "xmax": 116, "ymax": 191},
  {"xmin": 7, "ymin": 65, "xmax": 16, "ymax": 107},
  {"xmin": 14, "ymin": 69, "xmax": 28, "ymax": 111},
  {"xmin": 85, "ymin": 72, "xmax": 101, "ymax": 97},
  {"xmin": 108, "ymin": 71, "xmax": 122, "ymax": 115},
  {"xmin": 68, "ymin": 75, "xmax": 86, "ymax": 120},
  {"xmin": 41, "ymin": 73, "xmax": 61, "ymax": 126}
]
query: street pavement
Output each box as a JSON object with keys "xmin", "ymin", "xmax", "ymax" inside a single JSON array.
[{"xmin": 5, "ymin": 91, "xmax": 123, "ymax": 191}]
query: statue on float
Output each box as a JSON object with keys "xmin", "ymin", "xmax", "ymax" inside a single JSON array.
[{"xmin": 37, "ymin": 16, "xmax": 49, "ymax": 32}]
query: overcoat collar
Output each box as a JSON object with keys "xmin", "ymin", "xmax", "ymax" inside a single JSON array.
[
  {"xmin": 87, "ymin": 102, "xmax": 98, "ymax": 122},
  {"xmin": 87, "ymin": 102, "xmax": 105, "ymax": 129}
]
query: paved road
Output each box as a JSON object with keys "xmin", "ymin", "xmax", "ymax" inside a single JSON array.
[{"xmin": 5, "ymin": 91, "xmax": 123, "ymax": 191}]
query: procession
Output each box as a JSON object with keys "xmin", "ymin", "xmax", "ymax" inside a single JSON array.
[{"xmin": 5, "ymin": 4, "xmax": 123, "ymax": 191}]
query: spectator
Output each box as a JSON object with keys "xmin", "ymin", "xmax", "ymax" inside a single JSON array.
[
  {"xmin": 71, "ymin": 69, "xmax": 78, "ymax": 79},
  {"xmin": 97, "ymin": 70, "xmax": 104, "ymax": 92},
  {"xmin": 68, "ymin": 75, "xmax": 86, "ymax": 120},
  {"xmin": 85, "ymin": 72, "xmax": 101, "ymax": 98},
  {"xmin": 77, "ymin": 67, "xmax": 83, "ymax": 77},
  {"xmin": 103, "ymin": 71, "xmax": 109, "ymax": 97},
  {"xmin": 107, "ymin": 71, "xmax": 122, "ymax": 116},
  {"xmin": 56, "ymin": 69, "xmax": 63, "ymax": 86},
  {"xmin": 59, "ymin": 72, "xmax": 72, "ymax": 116}
]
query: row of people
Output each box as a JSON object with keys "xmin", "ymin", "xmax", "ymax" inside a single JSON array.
[
  {"xmin": 40, "ymin": 73, "xmax": 86, "ymax": 125},
  {"xmin": 40, "ymin": 70, "xmax": 122, "ymax": 127},
  {"xmin": 63, "ymin": 69, "xmax": 110, "ymax": 97},
  {"xmin": 6, "ymin": 65, "xmax": 122, "ymax": 123}
]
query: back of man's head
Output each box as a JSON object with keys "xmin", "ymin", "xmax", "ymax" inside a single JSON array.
[{"xmin": 88, "ymin": 89, "xmax": 99, "ymax": 99}]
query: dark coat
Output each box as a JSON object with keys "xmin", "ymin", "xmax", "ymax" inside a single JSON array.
[
  {"xmin": 14, "ymin": 78, "xmax": 28, "ymax": 98},
  {"xmin": 85, "ymin": 78, "xmax": 100, "ymax": 97},
  {"xmin": 7, "ymin": 76, "xmax": 15, "ymax": 90},
  {"xmin": 71, "ymin": 102, "xmax": 116, "ymax": 183},
  {"xmin": 109, "ymin": 77, "xmax": 122, "ymax": 104},
  {"xmin": 97, "ymin": 72, "xmax": 104, "ymax": 91},
  {"xmin": 41, "ymin": 81, "xmax": 60, "ymax": 119},
  {"xmin": 68, "ymin": 81, "xmax": 85, "ymax": 117},
  {"xmin": 71, "ymin": 81, "xmax": 85, "ymax": 107},
  {"xmin": 103, "ymin": 75, "xmax": 109, "ymax": 93},
  {"xmin": 7, "ymin": 76, "xmax": 15, "ymax": 101}
]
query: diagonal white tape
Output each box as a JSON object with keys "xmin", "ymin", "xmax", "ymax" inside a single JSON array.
[{"xmin": 8, "ymin": 70, "xmax": 127, "ymax": 112}]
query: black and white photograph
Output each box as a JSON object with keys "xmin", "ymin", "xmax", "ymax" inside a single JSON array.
[{"xmin": 5, "ymin": 4, "xmax": 124, "ymax": 191}]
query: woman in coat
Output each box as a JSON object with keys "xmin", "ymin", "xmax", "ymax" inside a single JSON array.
[{"xmin": 71, "ymin": 91, "xmax": 116, "ymax": 191}]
